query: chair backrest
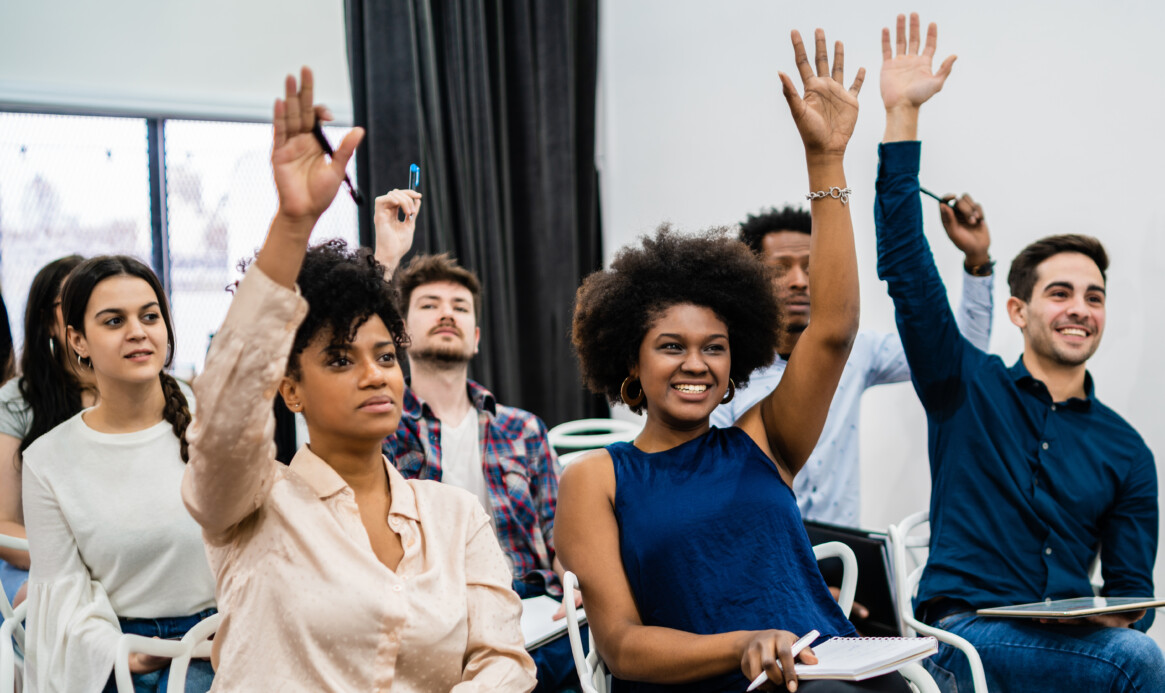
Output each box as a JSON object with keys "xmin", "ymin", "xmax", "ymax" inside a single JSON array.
[
  {"xmin": 886, "ymin": 511, "xmax": 990, "ymax": 693},
  {"xmin": 548, "ymin": 419, "xmax": 641, "ymax": 454},
  {"xmin": 114, "ymin": 611, "xmax": 221, "ymax": 693}
]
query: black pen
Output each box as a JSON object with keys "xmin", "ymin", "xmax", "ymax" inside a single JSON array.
[
  {"xmin": 311, "ymin": 120, "xmax": 364, "ymax": 205},
  {"xmin": 919, "ymin": 186, "xmax": 955, "ymax": 207}
]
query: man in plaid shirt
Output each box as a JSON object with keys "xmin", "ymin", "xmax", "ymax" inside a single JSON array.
[{"xmin": 383, "ymin": 253, "xmax": 577, "ymax": 692}]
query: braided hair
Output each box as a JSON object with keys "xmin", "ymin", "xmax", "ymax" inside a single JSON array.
[{"xmin": 60, "ymin": 255, "xmax": 191, "ymax": 461}]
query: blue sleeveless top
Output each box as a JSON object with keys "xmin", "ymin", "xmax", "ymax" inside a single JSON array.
[{"xmin": 609, "ymin": 426, "xmax": 856, "ymax": 693}]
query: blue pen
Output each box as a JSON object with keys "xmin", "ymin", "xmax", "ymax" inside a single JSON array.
[{"xmin": 409, "ymin": 163, "xmax": 421, "ymax": 191}]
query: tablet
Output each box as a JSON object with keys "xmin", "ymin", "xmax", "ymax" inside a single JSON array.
[{"xmin": 977, "ymin": 597, "xmax": 1165, "ymax": 618}]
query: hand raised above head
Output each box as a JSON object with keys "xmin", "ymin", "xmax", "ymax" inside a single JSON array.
[
  {"xmin": 271, "ymin": 67, "xmax": 365, "ymax": 224},
  {"xmin": 778, "ymin": 28, "xmax": 865, "ymax": 158},
  {"xmin": 880, "ymin": 13, "xmax": 956, "ymax": 113}
]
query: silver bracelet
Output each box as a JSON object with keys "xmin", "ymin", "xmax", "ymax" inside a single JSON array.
[{"xmin": 805, "ymin": 186, "xmax": 852, "ymax": 205}]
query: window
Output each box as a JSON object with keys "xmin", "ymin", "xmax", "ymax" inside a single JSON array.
[{"xmin": 0, "ymin": 112, "xmax": 359, "ymax": 377}]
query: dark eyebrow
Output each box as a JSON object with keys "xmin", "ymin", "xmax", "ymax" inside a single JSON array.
[
  {"xmin": 1044, "ymin": 281, "xmax": 1105, "ymax": 295},
  {"xmin": 655, "ymin": 332, "xmax": 729, "ymax": 341}
]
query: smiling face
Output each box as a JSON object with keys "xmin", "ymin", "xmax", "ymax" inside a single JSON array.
[
  {"xmin": 404, "ymin": 280, "xmax": 480, "ymax": 365},
  {"xmin": 67, "ymin": 275, "xmax": 169, "ymax": 385},
  {"xmin": 1008, "ymin": 251, "xmax": 1106, "ymax": 368},
  {"xmin": 632, "ymin": 303, "xmax": 731, "ymax": 427},
  {"xmin": 761, "ymin": 231, "xmax": 811, "ymax": 335},
  {"xmin": 281, "ymin": 315, "xmax": 406, "ymax": 444}
]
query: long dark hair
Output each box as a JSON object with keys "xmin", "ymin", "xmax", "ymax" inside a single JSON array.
[
  {"xmin": 61, "ymin": 256, "xmax": 191, "ymax": 462},
  {"xmin": 17, "ymin": 256, "xmax": 85, "ymax": 452}
]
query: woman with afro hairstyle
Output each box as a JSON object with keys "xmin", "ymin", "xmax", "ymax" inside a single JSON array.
[
  {"xmin": 557, "ymin": 30, "xmax": 910, "ymax": 693},
  {"xmin": 180, "ymin": 68, "xmax": 535, "ymax": 691}
]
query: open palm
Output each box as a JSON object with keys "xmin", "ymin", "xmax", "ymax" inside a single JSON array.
[
  {"xmin": 780, "ymin": 29, "xmax": 864, "ymax": 156},
  {"xmin": 880, "ymin": 14, "xmax": 956, "ymax": 112},
  {"xmin": 271, "ymin": 68, "xmax": 363, "ymax": 221}
]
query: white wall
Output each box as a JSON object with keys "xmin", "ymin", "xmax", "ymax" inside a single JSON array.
[
  {"xmin": 599, "ymin": 0, "xmax": 1165, "ymax": 641},
  {"xmin": 0, "ymin": 0, "xmax": 353, "ymax": 123}
]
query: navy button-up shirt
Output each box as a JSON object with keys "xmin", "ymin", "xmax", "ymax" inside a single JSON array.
[{"xmin": 875, "ymin": 141, "xmax": 1157, "ymax": 631}]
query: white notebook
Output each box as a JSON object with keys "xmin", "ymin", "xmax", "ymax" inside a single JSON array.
[
  {"xmin": 794, "ymin": 636, "xmax": 938, "ymax": 681},
  {"xmin": 520, "ymin": 595, "xmax": 586, "ymax": 650}
]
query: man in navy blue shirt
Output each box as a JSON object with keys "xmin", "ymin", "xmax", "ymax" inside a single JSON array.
[{"xmin": 876, "ymin": 13, "xmax": 1163, "ymax": 692}]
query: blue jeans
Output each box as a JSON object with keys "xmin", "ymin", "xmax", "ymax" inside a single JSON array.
[
  {"xmin": 0, "ymin": 559, "xmax": 27, "ymax": 606},
  {"xmin": 514, "ymin": 580, "xmax": 587, "ymax": 693},
  {"xmin": 101, "ymin": 608, "xmax": 217, "ymax": 693},
  {"xmin": 922, "ymin": 611, "xmax": 1165, "ymax": 692}
]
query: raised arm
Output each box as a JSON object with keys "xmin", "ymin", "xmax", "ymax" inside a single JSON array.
[
  {"xmin": 184, "ymin": 68, "xmax": 363, "ymax": 538},
  {"xmin": 874, "ymin": 14, "xmax": 983, "ymax": 413},
  {"xmin": 738, "ymin": 29, "xmax": 863, "ymax": 474},
  {"xmin": 373, "ymin": 189, "xmax": 422, "ymax": 278}
]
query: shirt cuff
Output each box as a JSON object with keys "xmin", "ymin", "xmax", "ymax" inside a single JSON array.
[{"xmin": 877, "ymin": 141, "xmax": 922, "ymax": 175}]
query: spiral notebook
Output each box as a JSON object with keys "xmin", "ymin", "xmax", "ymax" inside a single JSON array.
[{"xmin": 794, "ymin": 636, "xmax": 938, "ymax": 681}]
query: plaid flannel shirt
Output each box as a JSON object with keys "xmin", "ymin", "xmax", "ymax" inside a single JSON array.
[{"xmin": 385, "ymin": 380, "xmax": 562, "ymax": 595}]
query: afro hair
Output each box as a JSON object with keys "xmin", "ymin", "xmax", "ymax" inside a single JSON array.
[
  {"xmin": 271, "ymin": 239, "xmax": 408, "ymax": 376},
  {"xmin": 571, "ymin": 225, "xmax": 780, "ymax": 413},
  {"xmin": 739, "ymin": 205, "xmax": 812, "ymax": 255}
]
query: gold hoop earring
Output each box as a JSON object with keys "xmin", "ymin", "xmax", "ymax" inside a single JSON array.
[
  {"xmin": 620, "ymin": 377, "xmax": 644, "ymax": 407},
  {"xmin": 721, "ymin": 379, "xmax": 735, "ymax": 405}
]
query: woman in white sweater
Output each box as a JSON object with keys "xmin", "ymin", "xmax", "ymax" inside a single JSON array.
[{"xmin": 22, "ymin": 256, "xmax": 216, "ymax": 693}]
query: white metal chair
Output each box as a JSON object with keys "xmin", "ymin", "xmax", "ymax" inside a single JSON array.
[
  {"xmin": 547, "ymin": 419, "xmax": 641, "ymax": 454},
  {"xmin": 113, "ymin": 611, "xmax": 221, "ymax": 693},
  {"xmin": 564, "ymin": 541, "xmax": 938, "ymax": 693},
  {"xmin": 887, "ymin": 510, "xmax": 988, "ymax": 693}
]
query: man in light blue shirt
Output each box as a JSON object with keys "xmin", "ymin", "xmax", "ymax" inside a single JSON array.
[{"xmin": 711, "ymin": 204, "xmax": 994, "ymax": 527}]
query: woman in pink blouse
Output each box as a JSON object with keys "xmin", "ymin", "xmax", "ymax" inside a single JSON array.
[{"xmin": 181, "ymin": 68, "xmax": 536, "ymax": 692}]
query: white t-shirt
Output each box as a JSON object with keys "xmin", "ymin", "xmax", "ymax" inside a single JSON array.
[
  {"xmin": 22, "ymin": 411, "xmax": 216, "ymax": 692},
  {"xmin": 438, "ymin": 408, "xmax": 490, "ymax": 513}
]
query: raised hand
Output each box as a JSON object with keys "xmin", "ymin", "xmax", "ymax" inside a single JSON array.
[
  {"xmin": 373, "ymin": 188, "xmax": 423, "ymax": 277},
  {"xmin": 271, "ymin": 67, "xmax": 364, "ymax": 223},
  {"xmin": 938, "ymin": 193, "xmax": 991, "ymax": 267},
  {"xmin": 779, "ymin": 29, "xmax": 865, "ymax": 158},
  {"xmin": 880, "ymin": 13, "xmax": 956, "ymax": 113}
]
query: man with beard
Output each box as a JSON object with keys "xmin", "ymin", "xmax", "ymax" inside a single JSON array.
[
  {"xmin": 711, "ymin": 203, "xmax": 994, "ymax": 528},
  {"xmin": 876, "ymin": 13, "xmax": 1162, "ymax": 691},
  {"xmin": 384, "ymin": 254, "xmax": 573, "ymax": 692}
]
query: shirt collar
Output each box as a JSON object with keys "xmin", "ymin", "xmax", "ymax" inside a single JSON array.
[
  {"xmin": 1008, "ymin": 356, "xmax": 1094, "ymax": 410},
  {"xmin": 288, "ymin": 445, "xmax": 422, "ymax": 522},
  {"xmin": 402, "ymin": 378, "xmax": 497, "ymax": 420}
]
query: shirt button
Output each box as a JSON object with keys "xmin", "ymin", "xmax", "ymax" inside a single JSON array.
[
  {"xmin": 1041, "ymin": 442, "xmax": 1049, "ymax": 450},
  {"xmin": 1045, "ymin": 547, "xmax": 1053, "ymax": 555},
  {"xmin": 1050, "ymin": 404, "xmax": 1057, "ymax": 411},
  {"xmin": 392, "ymin": 584, "xmax": 403, "ymax": 592}
]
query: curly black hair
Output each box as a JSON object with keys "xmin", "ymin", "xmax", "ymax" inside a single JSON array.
[
  {"xmin": 572, "ymin": 226, "xmax": 780, "ymax": 413},
  {"xmin": 279, "ymin": 239, "xmax": 409, "ymax": 377},
  {"xmin": 739, "ymin": 205, "xmax": 812, "ymax": 255}
]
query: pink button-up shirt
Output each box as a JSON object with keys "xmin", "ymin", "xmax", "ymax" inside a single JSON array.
[{"xmin": 182, "ymin": 267, "xmax": 535, "ymax": 692}]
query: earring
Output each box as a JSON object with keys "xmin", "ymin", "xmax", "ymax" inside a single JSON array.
[
  {"xmin": 49, "ymin": 337, "xmax": 56, "ymax": 357},
  {"xmin": 77, "ymin": 353, "xmax": 92, "ymax": 370},
  {"xmin": 620, "ymin": 377, "xmax": 644, "ymax": 407},
  {"xmin": 720, "ymin": 379, "xmax": 736, "ymax": 405}
]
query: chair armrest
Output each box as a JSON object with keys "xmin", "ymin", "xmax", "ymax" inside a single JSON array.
[
  {"xmin": 812, "ymin": 541, "xmax": 857, "ymax": 618},
  {"xmin": 562, "ymin": 571, "xmax": 602, "ymax": 693},
  {"xmin": 0, "ymin": 601, "xmax": 27, "ymax": 693},
  {"xmin": 114, "ymin": 635, "xmax": 185, "ymax": 692}
]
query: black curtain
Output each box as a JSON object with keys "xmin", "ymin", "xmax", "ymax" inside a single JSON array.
[{"xmin": 345, "ymin": 0, "xmax": 605, "ymax": 426}]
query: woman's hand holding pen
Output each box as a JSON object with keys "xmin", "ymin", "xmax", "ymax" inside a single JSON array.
[
  {"xmin": 258, "ymin": 66, "xmax": 364, "ymax": 288},
  {"xmin": 271, "ymin": 67, "xmax": 364, "ymax": 228},
  {"xmin": 739, "ymin": 629, "xmax": 818, "ymax": 692}
]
